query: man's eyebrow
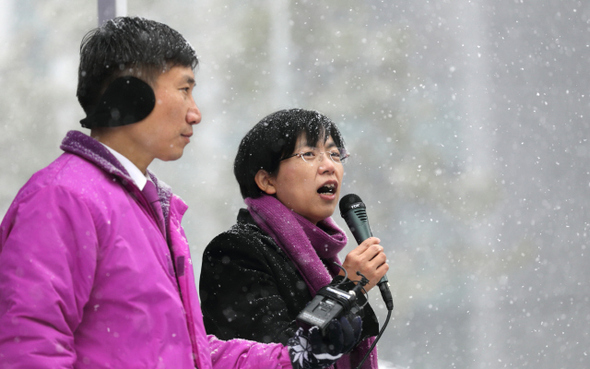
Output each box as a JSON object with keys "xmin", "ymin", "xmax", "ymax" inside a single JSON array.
[{"xmin": 184, "ymin": 75, "xmax": 196, "ymax": 85}]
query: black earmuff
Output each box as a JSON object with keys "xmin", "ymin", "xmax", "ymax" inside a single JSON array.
[{"xmin": 80, "ymin": 76, "xmax": 156, "ymax": 128}]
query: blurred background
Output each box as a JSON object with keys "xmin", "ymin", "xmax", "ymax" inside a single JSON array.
[{"xmin": 1, "ymin": 0, "xmax": 589, "ymax": 368}]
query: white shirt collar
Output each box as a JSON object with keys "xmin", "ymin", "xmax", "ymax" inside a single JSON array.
[{"xmin": 101, "ymin": 143, "xmax": 149, "ymax": 190}]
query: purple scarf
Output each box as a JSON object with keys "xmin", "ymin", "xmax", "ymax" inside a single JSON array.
[{"xmin": 246, "ymin": 194, "xmax": 378, "ymax": 369}]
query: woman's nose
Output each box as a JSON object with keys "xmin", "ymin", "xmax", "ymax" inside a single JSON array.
[{"xmin": 318, "ymin": 152, "xmax": 336, "ymax": 172}]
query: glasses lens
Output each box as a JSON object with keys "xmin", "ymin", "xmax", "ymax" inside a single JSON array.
[
  {"xmin": 299, "ymin": 151, "xmax": 316, "ymax": 163},
  {"xmin": 329, "ymin": 152, "xmax": 341, "ymax": 163}
]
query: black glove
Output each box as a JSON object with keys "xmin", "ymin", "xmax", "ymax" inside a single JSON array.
[{"xmin": 288, "ymin": 315, "xmax": 362, "ymax": 369}]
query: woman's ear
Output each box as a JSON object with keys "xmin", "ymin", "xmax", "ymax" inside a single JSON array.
[{"xmin": 254, "ymin": 169, "xmax": 277, "ymax": 195}]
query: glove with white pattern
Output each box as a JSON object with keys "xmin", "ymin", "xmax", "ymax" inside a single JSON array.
[{"xmin": 287, "ymin": 315, "xmax": 362, "ymax": 369}]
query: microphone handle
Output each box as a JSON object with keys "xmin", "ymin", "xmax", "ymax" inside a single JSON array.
[{"xmin": 345, "ymin": 208, "xmax": 394, "ymax": 310}]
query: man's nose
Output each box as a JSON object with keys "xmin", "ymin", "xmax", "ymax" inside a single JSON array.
[{"xmin": 187, "ymin": 103, "xmax": 201, "ymax": 125}]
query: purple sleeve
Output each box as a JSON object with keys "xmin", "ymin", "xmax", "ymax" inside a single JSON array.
[{"xmin": 207, "ymin": 334, "xmax": 293, "ymax": 369}]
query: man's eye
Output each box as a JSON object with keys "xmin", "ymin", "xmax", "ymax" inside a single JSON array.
[
  {"xmin": 301, "ymin": 151, "xmax": 316, "ymax": 158},
  {"xmin": 329, "ymin": 151, "xmax": 341, "ymax": 158}
]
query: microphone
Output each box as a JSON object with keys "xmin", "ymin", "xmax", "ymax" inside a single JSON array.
[{"xmin": 339, "ymin": 194, "xmax": 394, "ymax": 311}]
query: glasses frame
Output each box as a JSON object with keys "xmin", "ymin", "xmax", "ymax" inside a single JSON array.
[{"xmin": 281, "ymin": 148, "xmax": 350, "ymax": 164}]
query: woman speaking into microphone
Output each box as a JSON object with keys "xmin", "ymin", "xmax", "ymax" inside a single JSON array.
[{"xmin": 199, "ymin": 108, "xmax": 389, "ymax": 369}]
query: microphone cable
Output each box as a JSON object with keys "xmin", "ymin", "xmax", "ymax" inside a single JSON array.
[{"xmin": 355, "ymin": 306, "xmax": 393, "ymax": 369}]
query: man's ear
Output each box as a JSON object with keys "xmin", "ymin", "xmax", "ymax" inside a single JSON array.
[{"xmin": 254, "ymin": 169, "xmax": 277, "ymax": 195}]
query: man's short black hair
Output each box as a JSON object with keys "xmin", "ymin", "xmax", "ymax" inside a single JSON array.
[
  {"xmin": 77, "ymin": 16, "xmax": 198, "ymax": 115},
  {"xmin": 234, "ymin": 108, "xmax": 347, "ymax": 199}
]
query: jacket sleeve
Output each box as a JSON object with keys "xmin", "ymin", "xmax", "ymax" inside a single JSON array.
[
  {"xmin": 200, "ymin": 230, "xmax": 301, "ymax": 345},
  {"xmin": 207, "ymin": 335, "xmax": 293, "ymax": 369},
  {"xmin": 0, "ymin": 186, "xmax": 97, "ymax": 368}
]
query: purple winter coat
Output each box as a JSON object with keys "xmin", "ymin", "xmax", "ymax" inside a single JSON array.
[{"xmin": 0, "ymin": 131, "xmax": 292, "ymax": 369}]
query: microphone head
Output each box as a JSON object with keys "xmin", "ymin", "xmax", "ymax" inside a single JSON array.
[
  {"xmin": 339, "ymin": 193, "xmax": 372, "ymax": 243},
  {"xmin": 339, "ymin": 193, "xmax": 365, "ymax": 215}
]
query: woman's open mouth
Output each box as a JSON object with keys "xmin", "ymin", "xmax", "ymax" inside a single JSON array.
[{"xmin": 317, "ymin": 183, "xmax": 337, "ymax": 195}]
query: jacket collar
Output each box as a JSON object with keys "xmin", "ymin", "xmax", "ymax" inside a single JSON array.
[
  {"xmin": 61, "ymin": 130, "xmax": 129, "ymax": 180},
  {"xmin": 60, "ymin": 130, "xmax": 174, "ymax": 217}
]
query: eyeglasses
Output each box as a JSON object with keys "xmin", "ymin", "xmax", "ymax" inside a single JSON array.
[{"xmin": 281, "ymin": 149, "xmax": 350, "ymax": 164}]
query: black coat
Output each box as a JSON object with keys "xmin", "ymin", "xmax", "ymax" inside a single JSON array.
[{"xmin": 199, "ymin": 209, "xmax": 380, "ymax": 345}]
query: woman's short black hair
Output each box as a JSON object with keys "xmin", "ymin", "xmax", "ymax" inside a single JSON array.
[
  {"xmin": 234, "ymin": 108, "xmax": 346, "ymax": 199},
  {"xmin": 77, "ymin": 16, "xmax": 198, "ymax": 115}
]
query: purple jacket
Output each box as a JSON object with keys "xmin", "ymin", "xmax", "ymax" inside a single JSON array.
[{"xmin": 0, "ymin": 131, "xmax": 292, "ymax": 369}]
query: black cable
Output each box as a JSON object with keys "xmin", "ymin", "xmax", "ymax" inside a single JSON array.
[
  {"xmin": 354, "ymin": 308, "xmax": 393, "ymax": 369},
  {"xmin": 333, "ymin": 263, "xmax": 348, "ymax": 288}
]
